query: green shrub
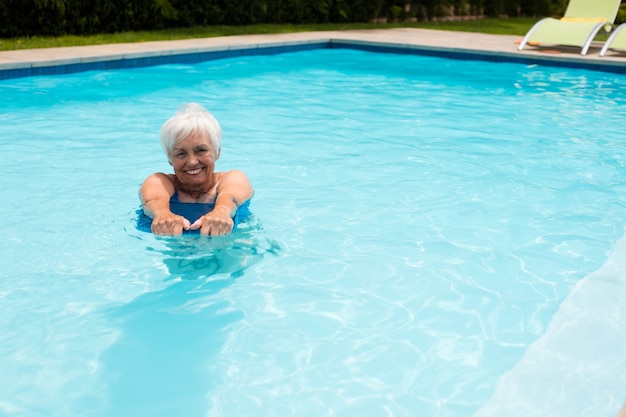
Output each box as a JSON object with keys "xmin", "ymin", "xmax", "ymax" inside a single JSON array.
[{"xmin": 0, "ymin": 0, "xmax": 568, "ymax": 38}]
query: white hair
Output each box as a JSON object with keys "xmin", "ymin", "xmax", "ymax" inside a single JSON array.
[{"xmin": 160, "ymin": 103, "xmax": 222, "ymax": 158}]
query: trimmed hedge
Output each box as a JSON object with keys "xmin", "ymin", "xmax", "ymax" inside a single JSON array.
[{"xmin": 0, "ymin": 0, "xmax": 564, "ymax": 38}]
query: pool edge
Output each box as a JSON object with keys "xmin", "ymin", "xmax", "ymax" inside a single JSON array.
[
  {"xmin": 0, "ymin": 39, "xmax": 330, "ymax": 80},
  {"xmin": 328, "ymin": 39, "xmax": 626, "ymax": 74},
  {"xmin": 2, "ymin": 30, "xmax": 626, "ymax": 80}
]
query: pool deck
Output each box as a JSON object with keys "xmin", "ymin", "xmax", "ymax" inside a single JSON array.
[{"xmin": 1, "ymin": 28, "xmax": 626, "ymax": 77}]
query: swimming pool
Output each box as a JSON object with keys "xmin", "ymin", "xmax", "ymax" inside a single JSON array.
[{"xmin": 1, "ymin": 46, "xmax": 625, "ymax": 417}]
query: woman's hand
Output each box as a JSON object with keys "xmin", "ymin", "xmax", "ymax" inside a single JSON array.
[
  {"xmin": 189, "ymin": 171, "xmax": 253, "ymax": 236},
  {"xmin": 190, "ymin": 206, "xmax": 234, "ymax": 236},
  {"xmin": 150, "ymin": 212, "xmax": 191, "ymax": 236}
]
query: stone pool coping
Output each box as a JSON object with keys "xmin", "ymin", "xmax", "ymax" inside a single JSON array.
[{"xmin": 1, "ymin": 28, "xmax": 626, "ymax": 79}]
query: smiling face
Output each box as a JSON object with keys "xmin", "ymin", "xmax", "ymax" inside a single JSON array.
[{"xmin": 169, "ymin": 133, "xmax": 219, "ymax": 190}]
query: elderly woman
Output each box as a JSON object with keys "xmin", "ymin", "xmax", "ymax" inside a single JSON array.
[{"xmin": 139, "ymin": 103, "xmax": 253, "ymax": 236}]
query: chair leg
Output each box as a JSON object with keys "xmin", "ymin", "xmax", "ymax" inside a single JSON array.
[
  {"xmin": 600, "ymin": 24, "xmax": 626, "ymax": 56},
  {"xmin": 581, "ymin": 23, "xmax": 608, "ymax": 55},
  {"xmin": 518, "ymin": 18, "xmax": 550, "ymax": 51}
]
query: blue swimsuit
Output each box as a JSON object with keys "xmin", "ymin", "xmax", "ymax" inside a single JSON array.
[{"xmin": 136, "ymin": 193, "xmax": 251, "ymax": 233}]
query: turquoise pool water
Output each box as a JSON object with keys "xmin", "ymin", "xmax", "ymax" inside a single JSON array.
[{"xmin": 1, "ymin": 48, "xmax": 626, "ymax": 417}]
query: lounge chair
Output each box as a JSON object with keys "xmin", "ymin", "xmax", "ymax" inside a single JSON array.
[
  {"xmin": 517, "ymin": 0, "xmax": 621, "ymax": 55},
  {"xmin": 600, "ymin": 23, "xmax": 626, "ymax": 56}
]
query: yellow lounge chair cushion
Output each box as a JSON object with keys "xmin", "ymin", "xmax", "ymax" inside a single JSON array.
[{"xmin": 560, "ymin": 17, "xmax": 606, "ymax": 22}]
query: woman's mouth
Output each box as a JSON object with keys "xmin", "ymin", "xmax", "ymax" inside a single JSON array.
[{"xmin": 185, "ymin": 168, "xmax": 203, "ymax": 175}]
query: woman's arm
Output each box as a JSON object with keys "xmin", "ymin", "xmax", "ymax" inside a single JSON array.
[
  {"xmin": 190, "ymin": 170, "xmax": 254, "ymax": 236},
  {"xmin": 139, "ymin": 173, "xmax": 191, "ymax": 235}
]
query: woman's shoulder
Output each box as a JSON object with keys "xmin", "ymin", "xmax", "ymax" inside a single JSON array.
[
  {"xmin": 144, "ymin": 172, "xmax": 176, "ymax": 192},
  {"xmin": 147, "ymin": 171, "xmax": 176, "ymax": 181},
  {"xmin": 218, "ymin": 169, "xmax": 249, "ymax": 180},
  {"xmin": 215, "ymin": 170, "xmax": 250, "ymax": 186},
  {"xmin": 143, "ymin": 172, "xmax": 176, "ymax": 184},
  {"xmin": 215, "ymin": 170, "xmax": 254, "ymax": 201}
]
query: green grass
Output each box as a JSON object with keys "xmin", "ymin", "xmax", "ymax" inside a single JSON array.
[{"xmin": 0, "ymin": 18, "xmax": 537, "ymax": 51}]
